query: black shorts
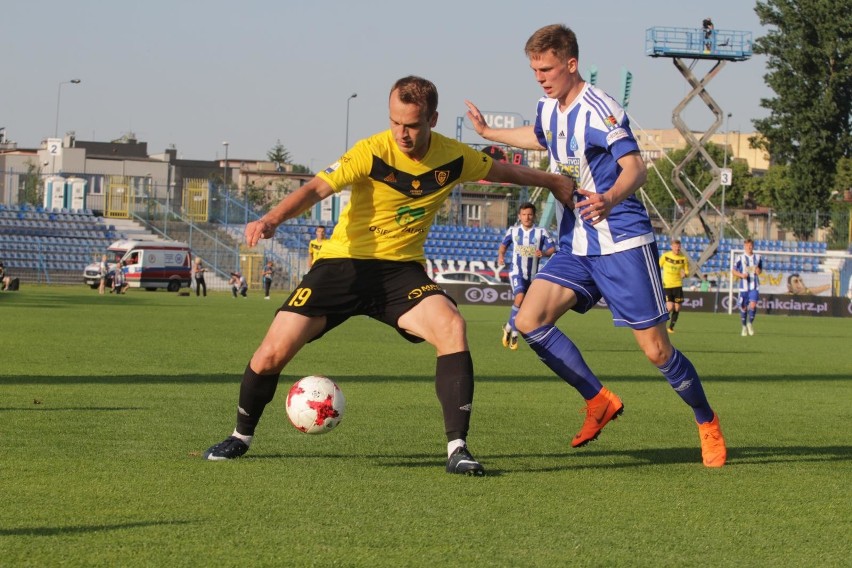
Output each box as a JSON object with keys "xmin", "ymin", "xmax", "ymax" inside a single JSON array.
[
  {"xmin": 279, "ymin": 258, "xmax": 453, "ymax": 343},
  {"xmin": 663, "ymin": 286, "xmax": 684, "ymax": 304}
]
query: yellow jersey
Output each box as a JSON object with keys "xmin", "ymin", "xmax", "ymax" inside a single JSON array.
[
  {"xmin": 316, "ymin": 130, "xmax": 492, "ymax": 262},
  {"xmin": 308, "ymin": 238, "xmax": 324, "ymax": 259},
  {"xmin": 659, "ymin": 250, "xmax": 690, "ymax": 288}
]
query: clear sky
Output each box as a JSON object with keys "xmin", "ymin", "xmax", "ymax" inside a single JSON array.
[{"xmin": 2, "ymin": 0, "xmax": 770, "ymax": 171}]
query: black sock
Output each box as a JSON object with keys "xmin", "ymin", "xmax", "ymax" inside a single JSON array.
[
  {"xmin": 235, "ymin": 363, "xmax": 280, "ymax": 437},
  {"xmin": 435, "ymin": 351, "xmax": 474, "ymax": 442},
  {"xmin": 671, "ymin": 310, "xmax": 680, "ymax": 329}
]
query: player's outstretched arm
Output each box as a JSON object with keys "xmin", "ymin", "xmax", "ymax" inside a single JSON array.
[
  {"xmin": 245, "ymin": 177, "xmax": 335, "ymax": 247},
  {"xmin": 465, "ymin": 100, "xmax": 544, "ymax": 150},
  {"xmin": 484, "ymin": 160, "xmax": 575, "ymax": 208}
]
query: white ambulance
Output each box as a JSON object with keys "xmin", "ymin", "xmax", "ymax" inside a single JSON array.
[{"xmin": 83, "ymin": 240, "xmax": 192, "ymax": 292}]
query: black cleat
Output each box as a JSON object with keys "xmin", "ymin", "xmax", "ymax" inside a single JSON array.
[
  {"xmin": 446, "ymin": 446, "xmax": 485, "ymax": 476},
  {"xmin": 203, "ymin": 436, "xmax": 249, "ymax": 461}
]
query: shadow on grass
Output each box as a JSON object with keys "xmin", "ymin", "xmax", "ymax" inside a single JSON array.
[
  {"xmin": 1, "ymin": 372, "xmax": 850, "ymax": 386},
  {"xmin": 0, "ymin": 520, "xmax": 193, "ymax": 537},
  {"xmin": 0, "ymin": 406, "xmax": 146, "ymax": 412},
  {"xmin": 213, "ymin": 445, "xmax": 852, "ymax": 476}
]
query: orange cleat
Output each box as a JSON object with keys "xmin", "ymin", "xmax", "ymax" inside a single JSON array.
[
  {"xmin": 571, "ymin": 387, "xmax": 624, "ymax": 448},
  {"xmin": 697, "ymin": 414, "xmax": 727, "ymax": 467}
]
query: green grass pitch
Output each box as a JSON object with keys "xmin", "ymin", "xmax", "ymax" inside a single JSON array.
[{"xmin": 1, "ymin": 286, "xmax": 849, "ymax": 566}]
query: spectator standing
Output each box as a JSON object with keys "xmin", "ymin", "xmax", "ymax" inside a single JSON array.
[
  {"xmin": 262, "ymin": 260, "xmax": 275, "ymax": 300},
  {"xmin": 699, "ymin": 274, "xmax": 711, "ymax": 292},
  {"xmin": 194, "ymin": 258, "xmax": 207, "ymax": 297},
  {"xmin": 703, "ymin": 18, "xmax": 714, "ymax": 53},
  {"xmin": 497, "ymin": 202, "xmax": 555, "ymax": 350},
  {"xmin": 98, "ymin": 255, "xmax": 109, "ymax": 295}
]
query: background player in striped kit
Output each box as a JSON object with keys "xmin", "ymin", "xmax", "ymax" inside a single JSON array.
[
  {"xmin": 497, "ymin": 202, "xmax": 555, "ymax": 350},
  {"xmin": 658, "ymin": 239, "xmax": 690, "ymax": 333},
  {"xmin": 732, "ymin": 238, "xmax": 763, "ymax": 336},
  {"xmin": 465, "ymin": 23, "xmax": 726, "ymax": 467}
]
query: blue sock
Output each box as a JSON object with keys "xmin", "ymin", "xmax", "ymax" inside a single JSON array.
[
  {"xmin": 740, "ymin": 310, "xmax": 747, "ymax": 326},
  {"xmin": 507, "ymin": 304, "xmax": 520, "ymax": 332},
  {"xmin": 657, "ymin": 349, "xmax": 714, "ymax": 423},
  {"xmin": 748, "ymin": 308, "xmax": 756, "ymax": 323},
  {"xmin": 522, "ymin": 325, "xmax": 602, "ymax": 400}
]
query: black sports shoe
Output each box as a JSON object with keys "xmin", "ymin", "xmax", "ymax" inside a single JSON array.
[
  {"xmin": 203, "ymin": 436, "xmax": 249, "ymax": 461},
  {"xmin": 446, "ymin": 446, "xmax": 485, "ymax": 476}
]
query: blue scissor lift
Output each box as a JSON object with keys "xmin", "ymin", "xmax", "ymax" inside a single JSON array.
[{"xmin": 644, "ymin": 26, "xmax": 753, "ymax": 267}]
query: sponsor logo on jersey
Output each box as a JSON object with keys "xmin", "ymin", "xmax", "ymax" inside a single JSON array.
[
  {"xmin": 557, "ymin": 157, "xmax": 581, "ymax": 182},
  {"xmin": 606, "ymin": 127, "xmax": 629, "ymax": 146},
  {"xmin": 383, "ymin": 172, "xmax": 397, "ymax": 183},
  {"xmin": 395, "ymin": 205, "xmax": 426, "ymax": 226},
  {"xmin": 558, "ymin": 130, "xmax": 566, "ymax": 139},
  {"xmin": 324, "ymin": 161, "xmax": 341, "ymax": 174}
]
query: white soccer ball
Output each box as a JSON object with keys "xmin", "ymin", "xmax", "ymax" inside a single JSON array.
[{"xmin": 285, "ymin": 375, "xmax": 346, "ymax": 434}]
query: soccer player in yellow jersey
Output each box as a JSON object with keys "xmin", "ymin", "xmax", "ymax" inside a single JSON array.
[
  {"xmin": 659, "ymin": 239, "xmax": 690, "ymax": 333},
  {"xmin": 204, "ymin": 75, "xmax": 576, "ymax": 475},
  {"xmin": 307, "ymin": 225, "xmax": 326, "ymax": 267}
]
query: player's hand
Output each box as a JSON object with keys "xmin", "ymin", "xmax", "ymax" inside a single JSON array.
[
  {"xmin": 245, "ymin": 219, "xmax": 276, "ymax": 247},
  {"xmin": 550, "ymin": 174, "xmax": 576, "ymax": 209},
  {"xmin": 464, "ymin": 100, "xmax": 488, "ymax": 137},
  {"xmin": 575, "ymin": 188, "xmax": 612, "ymax": 225}
]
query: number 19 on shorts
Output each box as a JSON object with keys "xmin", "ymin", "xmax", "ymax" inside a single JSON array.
[{"xmin": 287, "ymin": 287, "xmax": 312, "ymax": 307}]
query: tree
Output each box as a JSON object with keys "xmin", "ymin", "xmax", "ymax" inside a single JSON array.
[
  {"xmin": 267, "ymin": 140, "xmax": 291, "ymax": 165},
  {"xmin": 643, "ymin": 143, "xmax": 752, "ymax": 213},
  {"xmin": 752, "ymin": 0, "xmax": 852, "ymax": 240},
  {"xmin": 20, "ymin": 160, "xmax": 42, "ymax": 206}
]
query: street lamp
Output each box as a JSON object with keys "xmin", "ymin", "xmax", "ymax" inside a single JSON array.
[
  {"xmin": 222, "ymin": 141, "xmax": 229, "ymax": 189},
  {"xmin": 345, "ymin": 93, "xmax": 357, "ymax": 151},
  {"xmin": 54, "ymin": 79, "xmax": 81, "ymax": 138}
]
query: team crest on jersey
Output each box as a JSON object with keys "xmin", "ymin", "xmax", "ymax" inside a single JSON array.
[
  {"xmin": 434, "ymin": 170, "xmax": 450, "ymax": 186},
  {"xmin": 604, "ymin": 115, "xmax": 618, "ymax": 129},
  {"xmin": 570, "ymin": 136, "xmax": 579, "ymax": 152}
]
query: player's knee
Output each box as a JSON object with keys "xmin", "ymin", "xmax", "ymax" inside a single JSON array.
[
  {"xmin": 643, "ymin": 341, "xmax": 672, "ymax": 366},
  {"xmin": 251, "ymin": 343, "xmax": 290, "ymax": 374},
  {"xmin": 514, "ymin": 310, "xmax": 538, "ymax": 335},
  {"xmin": 430, "ymin": 313, "xmax": 467, "ymax": 351}
]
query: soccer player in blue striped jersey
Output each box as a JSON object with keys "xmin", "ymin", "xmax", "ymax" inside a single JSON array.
[
  {"xmin": 466, "ymin": 24, "xmax": 726, "ymax": 467},
  {"xmin": 497, "ymin": 202, "xmax": 555, "ymax": 350},
  {"xmin": 732, "ymin": 238, "xmax": 762, "ymax": 336}
]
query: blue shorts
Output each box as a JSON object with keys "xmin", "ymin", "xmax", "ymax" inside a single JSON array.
[
  {"xmin": 739, "ymin": 289, "xmax": 759, "ymax": 308},
  {"xmin": 510, "ymin": 274, "xmax": 532, "ymax": 296},
  {"xmin": 535, "ymin": 243, "xmax": 668, "ymax": 329}
]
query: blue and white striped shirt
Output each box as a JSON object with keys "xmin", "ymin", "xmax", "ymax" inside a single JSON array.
[
  {"xmin": 735, "ymin": 253, "xmax": 763, "ymax": 291},
  {"xmin": 533, "ymin": 83, "xmax": 654, "ymax": 256},
  {"xmin": 501, "ymin": 225, "xmax": 555, "ymax": 281}
]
